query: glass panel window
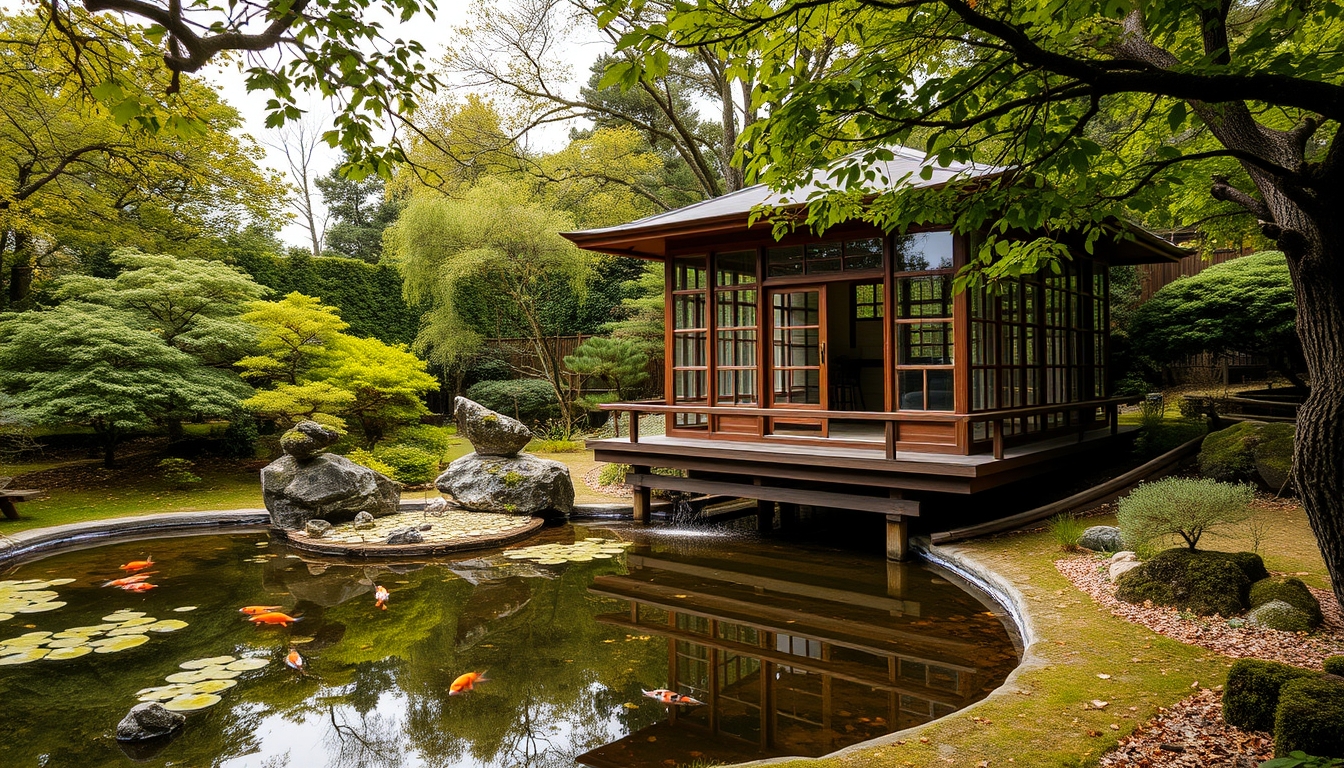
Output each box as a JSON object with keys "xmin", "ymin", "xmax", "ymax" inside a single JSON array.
[
  {"xmin": 674, "ymin": 257, "xmax": 707, "ymax": 290},
  {"xmin": 893, "ymin": 231, "xmax": 954, "ymax": 271},
  {"xmin": 899, "ymin": 322, "xmax": 953, "ymax": 365},
  {"xmin": 716, "ymin": 289, "xmax": 756, "ymax": 327},
  {"xmin": 853, "ymin": 283, "xmax": 884, "ymax": 319},
  {"xmin": 773, "ymin": 368, "xmax": 821, "ymax": 404},
  {"xmin": 674, "ymin": 293, "xmax": 706, "ymax": 330},
  {"xmin": 767, "ymin": 245, "xmax": 804, "ymax": 277},
  {"xmin": 896, "ymin": 275, "xmax": 952, "ymax": 318},
  {"xmin": 715, "ymin": 250, "xmax": 756, "ymax": 286},
  {"xmin": 716, "ymin": 330, "xmax": 757, "ymax": 367},
  {"xmin": 804, "ymin": 242, "xmax": 842, "ymax": 274},
  {"xmin": 844, "ymin": 238, "xmax": 883, "ymax": 270}
]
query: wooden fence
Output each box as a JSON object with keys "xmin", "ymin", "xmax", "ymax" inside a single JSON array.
[{"xmin": 1136, "ymin": 232, "xmax": 1256, "ymax": 302}]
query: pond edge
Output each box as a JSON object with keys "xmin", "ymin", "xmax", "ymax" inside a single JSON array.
[{"xmin": 0, "ymin": 509, "xmax": 270, "ymax": 566}]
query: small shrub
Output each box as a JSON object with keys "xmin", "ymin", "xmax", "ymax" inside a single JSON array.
[
  {"xmin": 346, "ymin": 448, "xmax": 397, "ymax": 479},
  {"xmin": 157, "ymin": 458, "xmax": 201, "ymax": 489},
  {"xmin": 1248, "ymin": 600, "xmax": 1316, "ymax": 632},
  {"xmin": 1133, "ymin": 417, "xmax": 1207, "ymax": 459},
  {"xmin": 529, "ymin": 439, "xmax": 585, "ymax": 453},
  {"xmin": 1114, "ymin": 547, "xmax": 1254, "ymax": 616},
  {"xmin": 1046, "ymin": 513, "xmax": 1086, "ymax": 552},
  {"xmin": 390, "ymin": 424, "xmax": 456, "ymax": 460},
  {"xmin": 466, "ymin": 379, "xmax": 560, "ymax": 425},
  {"xmin": 1250, "ymin": 577, "xmax": 1323, "ymax": 628},
  {"xmin": 1224, "ymin": 659, "xmax": 1318, "ymax": 733},
  {"xmin": 372, "ymin": 445, "xmax": 439, "ymax": 484},
  {"xmin": 1117, "ymin": 476, "xmax": 1254, "ymax": 551},
  {"xmin": 1274, "ymin": 675, "xmax": 1344, "ymax": 758},
  {"xmin": 1323, "ymin": 656, "xmax": 1344, "ymax": 677},
  {"xmin": 1199, "ymin": 421, "xmax": 1297, "ymax": 489},
  {"xmin": 1260, "ymin": 752, "xmax": 1344, "ymax": 768},
  {"xmin": 215, "ymin": 417, "xmax": 260, "ymax": 459},
  {"xmin": 597, "ymin": 462, "xmax": 630, "ymax": 486}
]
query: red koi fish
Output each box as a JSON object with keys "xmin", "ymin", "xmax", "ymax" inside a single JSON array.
[
  {"xmin": 249, "ymin": 612, "xmax": 301, "ymax": 627},
  {"xmin": 449, "ymin": 671, "xmax": 488, "ymax": 695},
  {"xmin": 104, "ymin": 572, "xmax": 157, "ymax": 587},
  {"xmin": 286, "ymin": 648, "xmax": 305, "ymax": 671},
  {"xmin": 374, "ymin": 585, "xmax": 389, "ymax": 611},
  {"xmin": 642, "ymin": 689, "xmax": 705, "ymax": 706},
  {"xmin": 120, "ymin": 557, "xmax": 154, "ymax": 572},
  {"xmin": 239, "ymin": 605, "xmax": 284, "ymax": 616},
  {"xmin": 120, "ymin": 582, "xmax": 158, "ymax": 592}
]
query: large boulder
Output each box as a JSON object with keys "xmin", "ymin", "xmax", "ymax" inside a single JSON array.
[
  {"xmin": 1247, "ymin": 599, "xmax": 1316, "ymax": 632},
  {"xmin": 262, "ymin": 453, "xmax": 400, "ymax": 530},
  {"xmin": 454, "ymin": 396, "xmax": 532, "ymax": 457},
  {"xmin": 1199, "ymin": 421, "xmax": 1296, "ymax": 490},
  {"xmin": 279, "ymin": 420, "xmax": 341, "ymax": 459},
  {"xmin": 1114, "ymin": 547, "xmax": 1266, "ymax": 617},
  {"xmin": 116, "ymin": 702, "xmax": 185, "ymax": 742},
  {"xmin": 436, "ymin": 452, "xmax": 573, "ymax": 516},
  {"xmin": 1250, "ymin": 576, "xmax": 1323, "ymax": 628},
  {"xmin": 1079, "ymin": 525, "xmax": 1124, "ymax": 552}
]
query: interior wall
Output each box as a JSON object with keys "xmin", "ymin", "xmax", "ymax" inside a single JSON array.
[{"xmin": 826, "ymin": 282, "xmax": 886, "ymax": 411}]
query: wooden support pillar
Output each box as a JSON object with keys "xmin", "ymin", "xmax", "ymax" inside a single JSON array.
[
  {"xmin": 885, "ymin": 559, "xmax": 906, "ymax": 598},
  {"xmin": 630, "ymin": 465, "xmax": 651, "ymax": 523},
  {"xmin": 778, "ymin": 502, "xmax": 799, "ymax": 531},
  {"xmin": 756, "ymin": 498, "xmax": 775, "ymax": 533},
  {"xmin": 886, "ymin": 514, "xmax": 910, "ymax": 562}
]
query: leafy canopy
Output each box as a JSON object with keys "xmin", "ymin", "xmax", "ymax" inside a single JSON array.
[
  {"xmin": 237, "ymin": 292, "xmax": 350, "ymax": 386},
  {"xmin": 1117, "ymin": 477, "xmax": 1254, "ymax": 551}
]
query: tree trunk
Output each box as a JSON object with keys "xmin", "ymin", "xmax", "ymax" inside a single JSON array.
[
  {"xmin": 101, "ymin": 429, "xmax": 119, "ymax": 468},
  {"xmin": 7, "ymin": 232, "xmax": 33, "ymax": 308}
]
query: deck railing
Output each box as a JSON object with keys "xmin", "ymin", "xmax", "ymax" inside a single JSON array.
[{"xmin": 600, "ymin": 397, "xmax": 1135, "ymax": 460}]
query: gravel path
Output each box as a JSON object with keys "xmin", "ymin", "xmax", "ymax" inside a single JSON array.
[
  {"xmin": 1098, "ymin": 688, "xmax": 1272, "ymax": 768},
  {"xmin": 1056, "ymin": 556, "xmax": 1344, "ymax": 669}
]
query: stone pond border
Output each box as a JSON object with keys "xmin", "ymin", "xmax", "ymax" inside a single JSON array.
[
  {"xmin": 272, "ymin": 515, "xmax": 546, "ymax": 558},
  {"xmin": 0, "ymin": 509, "xmax": 271, "ymax": 566}
]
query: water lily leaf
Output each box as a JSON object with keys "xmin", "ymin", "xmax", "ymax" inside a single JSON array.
[
  {"xmin": 102, "ymin": 612, "xmax": 145, "ymax": 622},
  {"xmin": 18, "ymin": 631, "xmax": 51, "ymax": 639},
  {"xmin": 117, "ymin": 617, "xmax": 156, "ymax": 627},
  {"xmin": 45, "ymin": 578, "xmax": 77, "ymax": 586},
  {"xmin": 195, "ymin": 667, "xmax": 242, "ymax": 680},
  {"xmin": 165, "ymin": 671, "xmax": 207, "ymax": 684},
  {"xmin": 20, "ymin": 591, "xmax": 58, "ymax": 601},
  {"xmin": 290, "ymin": 636, "xmax": 314, "ymax": 645},
  {"xmin": 591, "ymin": 554, "xmax": 614, "ymax": 559},
  {"xmin": 192, "ymin": 679, "xmax": 238, "ymax": 694},
  {"xmin": 173, "ymin": 606, "xmax": 197, "ymax": 612},
  {"xmin": 17, "ymin": 602, "xmax": 65, "ymax": 613},
  {"xmin": 163, "ymin": 693, "xmax": 222, "ymax": 712},
  {"xmin": 108, "ymin": 626, "xmax": 154, "ymax": 636},
  {"xmin": 567, "ymin": 555, "xmax": 593, "ymax": 562},
  {"xmin": 181, "ymin": 656, "xmax": 235, "ymax": 669},
  {"xmin": 46, "ymin": 646, "xmax": 92, "ymax": 660},
  {"xmin": 0, "ymin": 648, "xmax": 49, "ymax": 664},
  {"xmin": 44, "ymin": 637, "xmax": 88, "ymax": 648},
  {"xmin": 145, "ymin": 620, "xmax": 189, "ymax": 633},
  {"xmin": 138, "ymin": 685, "xmax": 195, "ymax": 701},
  {"xmin": 225, "ymin": 658, "xmax": 268, "ymax": 671},
  {"xmin": 93, "ymin": 635, "xmax": 150, "ymax": 652},
  {"xmin": 536, "ymin": 558, "xmax": 567, "ymax": 565},
  {"xmin": 0, "ymin": 612, "xmax": 15, "ymax": 622}
]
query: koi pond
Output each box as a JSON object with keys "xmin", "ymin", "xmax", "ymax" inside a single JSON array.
[{"xmin": 0, "ymin": 522, "xmax": 1020, "ymax": 767}]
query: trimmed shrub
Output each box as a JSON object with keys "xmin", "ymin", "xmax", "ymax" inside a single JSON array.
[
  {"xmin": 1324, "ymin": 656, "xmax": 1344, "ymax": 677},
  {"xmin": 215, "ymin": 416, "xmax": 261, "ymax": 459},
  {"xmin": 1274, "ymin": 676, "xmax": 1344, "ymax": 757},
  {"xmin": 1251, "ymin": 577, "xmax": 1323, "ymax": 628},
  {"xmin": 390, "ymin": 424, "xmax": 457, "ymax": 460},
  {"xmin": 346, "ymin": 448, "xmax": 397, "ymax": 479},
  {"xmin": 1224, "ymin": 658, "xmax": 1318, "ymax": 733},
  {"xmin": 1226, "ymin": 550, "xmax": 1272, "ymax": 583},
  {"xmin": 1116, "ymin": 476, "xmax": 1254, "ymax": 551},
  {"xmin": 1248, "ymin": 600, "xmax": 1316, "ymax": 632},
  {"xmin": 597, "ymin": 462, "xmax": 630, "ymax": 487},
  {"xmin": 1114, "ymin": 547, "xmax": 1253, "ymax": 616},
  {"xmin": 157, "ymin": 458, "xmax": 201, "ymax": 489},
  {"xmin": 373, "ymin": 445, "xmax": 440, "ymax": 485},
  {"xmin": 465, "ymin": 379, "xmax": 560, "ymax": 425}
]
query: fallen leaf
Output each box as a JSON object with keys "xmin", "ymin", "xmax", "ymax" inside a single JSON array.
[
  {"xmin": 1097, "ymin": 673, "xmax": 1112, "ymax": 679},
  {"xmin": 1092, "ymin": 700, "xmax": 1109, "ymax": 709}
]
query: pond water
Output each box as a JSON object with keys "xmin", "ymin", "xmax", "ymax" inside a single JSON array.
[{"xmin": 0, "ymin": 522, "xmax": 1019, "ymax": 768}]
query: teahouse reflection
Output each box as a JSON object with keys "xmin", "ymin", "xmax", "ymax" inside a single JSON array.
[{"xmin": 578, "ymin": 544, "xmax": 1014, "ymax": 767}]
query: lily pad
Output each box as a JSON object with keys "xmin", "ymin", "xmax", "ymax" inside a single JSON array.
[
  {"xmin": 45, "ymin": 578, "xmax": 77, "ymax": 586},
  {"xmin": 536, "ymin": 558, "xmax": 568, "ymax": 565},
  {"xmin": 0, "ymin": 613, "xmax": 13, "ymax": 622},
  {"xmin": 93, "ymin": 635, "xmax": 150, "ymax": 652},
  {"xmin": 290, "ymin": 636, "xmax": 314, "ymax": 645},
  {"xmin": 145, "ymin": 620, "xmax": 189, "ymax": 633},
  {"xmin": 173, "ymin": 606, "xmax": 197, "ymax": 612},
  {"xmin": 46, "ymin": 646, "xmax": 92, "ymax": 661},
  {"xmin": 194, "ymin": 667, "xmax": 242, "ymax": 681},
  {"xmin": 102, "ymin": 612, "xmax": 145, "ymax": 622},
  {"xmin": 192, "ymin": 679, "xmax": 238, "ymax": 694},
  {"xmin": 107, "ymin": 625, "xmax": 154, "ymax": 636},
  {"xmin": 16, "ymin": 602, "xmax": 66, "ymax": 613},
  {"xmin": 116, "ymin": 617, "xmax": 157, "ymax": 627},
  {"xmin": 165, "ymin": 671, "xmax": 207, "ymax": 684},
  {"xmin": 181, "ymin": 655, "xmax": 235, "ymax": 669},
  {"xmin": 0, "ymin": 648, "xmax": 50, "ymax": 664},
  {"xmin": 225, "ymin": 658, "xmax": 269, "ymax": 671},
  {"xmin": 137, "ymin": 685, "xmax": 196, "ymax": 701},
  {"xmin": 163, "ymin": 693, "xmax": 222, "ymax": 712},
  {"xmin": 45, "ymin": 637, "xmax": 89, "ymax": 648}
]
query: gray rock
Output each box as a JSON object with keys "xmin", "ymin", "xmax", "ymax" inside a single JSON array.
[
  {"xmin": 1110, "ymin": 550, "xmax": 1138, "ymax": 563},
  {"xmin": 1246, "ymin": 599, "xmax": 1315, "ymax": 632},
  {"xmin": 304, "ymin": 519, "xmax": 332, "ymax": 538},
  {"xmin": 423, "ymin": 497, "xmax": 449, "ymax": 516},
  {"xmin": 116, "ymin": 702, "xmax": 186, "ymax": 742},
  {"xmin": 435, "ymin": 452, "xmax": 574, "ymax": 516},
  {"xmin": 386, "ymin": 527, "xmax": 425, "ymax": 545},
  {"xmin": 454, "ymin": 396, "xmax": 532, "ymax": 457},
  {"xmin": 1110, "ymin": 560, "xmax": 1143, "ymax": 583},
  {"xmin": 353, "ymin": 511, "xmax": 375, "ymax": 530},
  {"xmin": 1079, "ymin": 525, "xmax": 1124, "ymax": 553},
  {"xmin": 262, "ymin": 453, "xmax": 400, "ymax": 530},
  {"xmin": 419, "ymin": 523, "xmax": 433, "ymax": 531},
  {"xmin": 280, "ymin": 420, "xmax": 341, "ymax": 459}
]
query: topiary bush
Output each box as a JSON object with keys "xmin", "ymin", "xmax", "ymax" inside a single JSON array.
[
  {"xmin": 372, "ymin": 444, "xmax": 440, "ymax": 485},
  {"xmin": 1116, "ymin": 476, "xmax": 1254, "ymax": 551},
  {"xmin": 215, "ymin": 416, "xmax": 261, "ymax": 459},
  {"xmin": 157, "ymin": 458, "xmax": 201, "ymax": 489},
  {"xmin": 465, "ymin": 379, "xmax": 560, "ymax": 425},
  {"xmin": 1114, "ymin": 547, "xmax": 1255, "ymax": 616},
  {"xmin": 1250, "ymin": 577, "xmax": 1323, "ymax": 628},
  {"xmin": 1274, "ymin": 675, "xmax": 1344, "ymax": 757},
  {"xmin": 1324, "ymin": 656, "xmax": 1344, "ymax": 677},
  {"xmin": 1224, "ymin": 658, "xmax": 1319, "ymax": 733}
]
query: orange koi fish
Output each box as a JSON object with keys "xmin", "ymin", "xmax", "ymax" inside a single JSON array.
[
  {"xmin": 119, "ymin": 582, "xmax": 158, "ymax": 592},
  {"xmin": 249, "ymin": 612, "xmax": 301, "ymax": 627},
  {"xmin": 449, "ymin": 671, "xmax": 488, "ymax": 695},
  {"xmin": 120, "ymin": 557, "xmax": 154, "ymax": 572},
  {"xmin": 239, "ymin": 605, "xmax": 284, "ymax": 616},
  {"xmin": 104, "ymin": 572, "xmax": 157, "ymax": 587},
  {"xmin": 285, "ymin": 648, "xmax": 305, "ymax": 671},
  {"xmin": 642, "ymin": 689, "xmax": 705, "ymax": 706},
  {"xmin": 374, "ymin": 585, "xmax": 389, "ymax": 611}
]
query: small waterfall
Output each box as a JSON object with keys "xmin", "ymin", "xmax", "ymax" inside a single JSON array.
[{"xmin": 667, "ymin": 493, "xmax": 699, "ymax": 524}]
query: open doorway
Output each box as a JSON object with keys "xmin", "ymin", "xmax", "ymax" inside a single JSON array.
[{"xmin": 825, "ymin": 280, "xmax": 887, "ymax": 441}]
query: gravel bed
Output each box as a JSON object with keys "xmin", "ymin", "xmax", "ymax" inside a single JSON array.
[
  {"xmin": 295, "ymin": 508, "xmax": 534, "ymax": 545},
  {"xmin": 581, "ymin": 466, "xmax": 631, "ymax": 499},
  {"xmin": 1057, "ymin": 556, "xmax": 1344, "ymax": 669},
  {"xmin": 1098, "ymin": 688, "xmax": 1272, "ymax": 768}
]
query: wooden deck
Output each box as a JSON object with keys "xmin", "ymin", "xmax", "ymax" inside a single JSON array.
[{"xmin": 589, "ymin": 425, "xmax": 1136, "ymax": 495}]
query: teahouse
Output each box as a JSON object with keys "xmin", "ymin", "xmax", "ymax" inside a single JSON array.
[{"xmin": 563, "ymin": 147, "xmax": 1184, "ymax": 554}]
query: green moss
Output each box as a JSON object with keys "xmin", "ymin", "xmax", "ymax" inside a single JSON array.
[
  {"xmin": 482, "ymin": 413, "xmax": 499, "ymax": 423},
  {"xmin": 1199, "ymin": 421, "xmax": 1297, "ymax": 489},
  {"xmin": 1225, "ymin": 659, "xmax": 1319, "ymax": 733},
  {"xmin": 1248, "ymin": 600, "xmax": 1316, "ymax": 632},
  {"xmin": 1324, "ymin": 656, "xmax": 1344, "ymax": 677},
  {"xmin": 1114, "ymin": 547, "xmax": 1253, "ymax": 616},
  {"xmin": 1250, "ymin": 577, "xmax": 1323, "ymax": 627},
  {"xmin": 502, "ymin": 471, "xmax": 524, "ymax": 488},
  {"xmin": 1274, "ymin": 676, "xmax": 1344, "ymax": 757},
  {"xmin": 1226, "ymin": 550, "xmax": 1272, "ymax": 582}
]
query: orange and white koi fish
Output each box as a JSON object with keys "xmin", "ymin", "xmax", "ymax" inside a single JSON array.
[
  {"xmin": 120, "ymin": 557, "xmax": 154, "ymax": 572},
  {"xmin": 374, "ymin": 585, "xmax": 389, "ymax": 611},
  {"xmin": 449, "ymin": 671, "xmax": 488, "ymax": 695},
  {"xmin": 104, "ymin": 572, "xmax": 157, "ymax": 587},
  {"xmin": 239, "ymin": 605, "xmax": 284, "ymax": 616},
  {"xmin": 285, "ymin": 648, "xmax": 305, "ymax": 671},
  {"xmin": 119, "ymin": 582, "xmax": 158, "ymax": 592},
  {"xmin": 642, "ymin": 689, "xmax": 705, "ymax": 706},
  {"xmin": 249, "ymin": 612, "xmax": 301, "ymax": 627}
]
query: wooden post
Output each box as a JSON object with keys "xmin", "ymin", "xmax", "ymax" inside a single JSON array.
[
  {"xmin": 885, "ymin": 559, "xmax": 906, "ymax": 598},
  {"xmin": 992, "ymin": 419, "xmax": 1004, "ymax": 460},
  {"xmin": 631, "ymin": 464, "xmax": 651, "ymax": 523},
  {"xmin": 778, "ymin": 502, "xmax": 799, "ymax": 531},
  {"xmin": 756, "ymin": 498, "xmax": 775, "ymax": 533},
  {"xmin": 886, "ymin": 514, "xmax": 909, "ymax": 561},
  {"xmin": 630, "ymin": 411, "xmax": 640, "ymax": 443}
]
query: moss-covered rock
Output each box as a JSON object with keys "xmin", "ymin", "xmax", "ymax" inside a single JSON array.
[
  {"xmin": 1247, "ymin": 600, "xmax": 1316, "ymax": 632},
  {"xmin": 1114, "ymin": 548, "xmax": 1254, "ymax": 616},
  {"xmin": 1250, "ymin": 577, "xmax": 1322, "ymax": 628},
  {"xmin": 1252, "ymin": 423, "xmax": 1296, "ymax": 492},
  {"xmin": 1225, "ymin": 550, "xmax": 1271, "ymax": 583},
  {"xmin": 1224, "ymin": 659, "xmax": 1318, "ymax": 733},
  {"xmin": 1274, "ymin": 675, "xmax": 1344, "ymax": 757},
  {"xmin": 1324, "ymin": 656, "xmax": 1344, "ymax": 677},
  {"xmin": 1197, "ymin": 421, "xmax": 1296, "ymax": 490}
]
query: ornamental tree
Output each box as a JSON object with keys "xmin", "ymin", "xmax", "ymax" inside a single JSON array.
[
  {"xmin": 599, "ymin": 0, "xmax": 1344, "ymax": 607},
  {"xmin": 237, "ymin": 292, "xmax": 349, "ymax": 386},
  {"xmin": 311, "ymin": 334, "xmax": 438, "ymax": 447}
]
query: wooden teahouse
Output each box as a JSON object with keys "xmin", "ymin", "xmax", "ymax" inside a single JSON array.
[{"xmin": 563, "ymin": 147, "xmax": 1185, "ymax": 554}]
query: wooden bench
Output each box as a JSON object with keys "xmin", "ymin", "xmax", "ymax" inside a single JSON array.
[{"xmin": 0, "ymin": 490, "xmax": 43, "ymax": 520}]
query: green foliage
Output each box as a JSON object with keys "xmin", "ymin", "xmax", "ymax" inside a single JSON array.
[
  {"xmin": 312, "ymin": 334, "xmax": 437, "ymax": 447},
  {"xmin": 1225, "ymin": 659, "xmax": 1319, "ymax": 733},
  {"xmin": 528, "ymin": 439, "xmax": 585, "ymax": 454},
  {"xmin": 1133, "ymin": 418, "xmax": 1209, "ymax": 459},
  {"xmin": 1250, "ymin": 577, "xmax": 1323, "ymax": 628},
  {"xmin": 1114, "ymin": 548, "xmax": 1258, "ymax": 617},
  {"xmin": 372, "ymin": 444, "xmax": 439, "ymax": 484},
  {"xmin": 243, "ymin": 381, "xmax": 355, "ymax": 430},
  {"xmin": 216, "ymin": 417, "xmax": 260, "ymax": 459},
  {"xmin": 1117, "ymin": 477, "xmax": 1254, "ymax": 551},
  {"xmin": 1249, "ymin": 600, "xmax": 1317, "ymax": 633},
  {"xmin": 389, "ymin": 424, "xmax": 457, "ymax": 460},
  {"xmin": 237, "ymin": 292, "xmax": 349, "ymax": 386},
  {"xmin": 345, "ymin": 449, "xmax": 397, "ymax": 479},
  {"xmin": 1200, "ymin": 422, "xmax": 1298, "ymax": 487},
  {"xmin": 316, "ymin": 157, "xmax": 402, "ymax": 263},
  {"xmin": 1046, "ymin": 513, "xmax": 1086, "ymax": 552},
  {"xmin": 1260, "ymin": 752, "xmax": 1344, "ymax": 768},
  {"xmin": 157, "ymin": 457, "xmax": 201, "ymax": 489},
  {"xmin": 1131, "ymin": 253, "xmax": 1302, "ymax": 386},
  {"xmin": 1274, "ymin": 676, "xmax": 1344, "ymax": 758},
  {"xmin": 597, "ymin": 462, "xmax": 630, "ymax": 487},
  {"xmin": 564, "ymin": 336, "xmax": 650, "ymax": 400},
  {"xmin": 601, "ymin": 261, "xmax": 666, "ymax": 362},
  {"xmin": 1324, "ymin": 656, "xmax": 1344, "ymax": 677},
  {"xmin": 465, "ymin": 380, "xmax": 560, "ymax": 426}
]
